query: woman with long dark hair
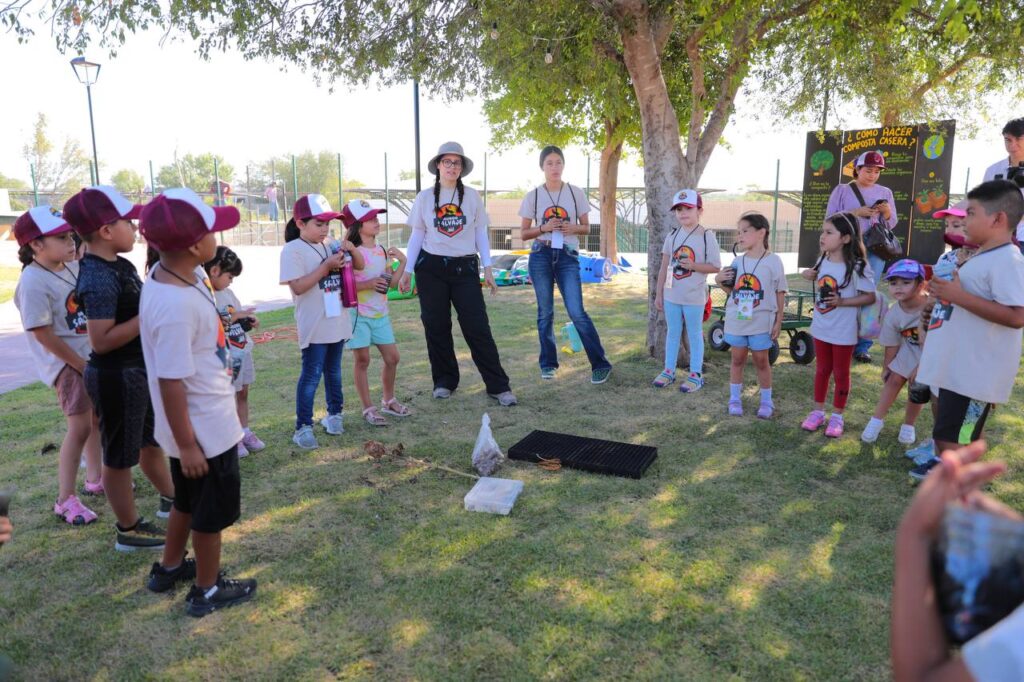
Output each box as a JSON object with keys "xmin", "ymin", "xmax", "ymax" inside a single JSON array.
[
  {"xmin": 399, "ymin": 142, "xmax": 517, "ymax": 406},
  {"xmin": 519, "ymin": 145, "xmax": 611, "ymax": 384}
]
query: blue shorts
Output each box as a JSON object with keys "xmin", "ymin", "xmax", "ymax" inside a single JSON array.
[
  {"xmin": 724, "ymin": 332, "xmax": 774, "ymax": 351},
  {"xmin": 348, "ymin": 312, "xmax": 396, "ymax": 350}
]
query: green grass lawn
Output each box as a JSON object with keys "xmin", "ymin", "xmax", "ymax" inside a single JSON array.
[
  {"xmin": 2, "ymin": 274, "xmax": 1023, "ymax": 680},
  {"xmin": 0, "ymin": 265, "xmax": 20, "ymax": 304}
]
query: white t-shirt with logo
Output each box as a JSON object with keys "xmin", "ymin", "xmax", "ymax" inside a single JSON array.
[
  {"xmin": 917, "ymin": 243, "xmax": 1024, "ymax": 404},
  {"xmin": 518, "ymin": 183, "xmax": 590, "ymax": 250},
  {"xmin": 809, "ymin": 258, "xmax": 876, "ymax": 346},
  {"xmin": 661, "ymin": 226, "xmax": 721, "ymax": 306},
  {"xmin": 140, "ymin": 272, "xmax": 242, "ymax": 460},
  {"xmin": 408, "ymin": 185, "xmax": 490, "ymax": 259},
  {"xmin": 214, "ymin": 287, "xmax": 252, "ymax": 356},
  {"xmin": 279, "ymin": 238, "xmax": 353, "ymax": 349},
  {"xmin": 723, "ymin": 252, "xmax": 787, "ymax": 336},
  {"xmin": 878, "ymin": 300, "xmax": 924, "ymax": 379},
  {"xmin": 14, "ymin": 261, "xmax": 91, "ymax": 386}
]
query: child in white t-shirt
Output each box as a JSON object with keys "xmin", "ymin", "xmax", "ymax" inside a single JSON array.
[
  {"xmin": 279, "ymin": 194, "xmax": 364, "ymax": 450},
  {"xmin": 13, "ymin": 207, "xmax": 101, "ymax": 525},
  {"xmin": 653, "ymin": 189, "xmax": 721, "ymax": 393},
  {"xmin": 713, "ymin": 212, "xmax": 786, "ymax": 418},
  {"xmin": 204, "ymin": 246, "xmax": 264, "ymax": 457},
  {"xmin": 800, "ymin": 212, "xmax": 876, "ymax": 438},
  {"xmin": 340, "ymin": 200, "xmax": 411, "ymax": 426},
  {"xmin": 139, "ymin": 188, "xmax": 256, "ymax": 616},
  {"xmin": 913, "ymin": 180, "xmax": 1024, "ymax": 481},
  {"xmin": 860, "ymin": 260, "xmax": 929, "ymax": 445}
]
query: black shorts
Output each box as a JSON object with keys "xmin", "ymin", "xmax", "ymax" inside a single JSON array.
[
  {"xmin": 933, "ymin": 389, "xmax": 994, "ymax": 445},
  {"xmin": 84, "ymin": 364, "xmax": 158, "ymax": 469},
  {"xmin": 907, "ymin": 381, "xmax": 932, "ymax": 405},
  {"xmin": 169, "ymin": 446, "xmax": 241, "ymax": 534}
]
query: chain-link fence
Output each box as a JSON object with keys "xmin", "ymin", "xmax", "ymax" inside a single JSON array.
[{"xmin": 5, "ymin": 156, "xmax": 802, "ymax": 254}]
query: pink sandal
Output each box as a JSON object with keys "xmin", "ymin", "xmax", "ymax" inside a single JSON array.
[
  {"xmin": 380, "ymin": 398, "xmax": 411, "ymax": 417},
  {"xmin": 363, "ymin": 406, "xmax": 388, "ymax": 427},
  {"xmin": 81, "ymin": 478, "xmax": 105, "ymax": 496},
  {"xmin": 54, "ymin": 494, "xmax": 98, "ymax": 526}
]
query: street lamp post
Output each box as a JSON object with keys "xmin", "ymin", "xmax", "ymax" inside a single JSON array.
[{"xmin": 70, "ymin": 56, "xmax": 101, "ymax": 184}]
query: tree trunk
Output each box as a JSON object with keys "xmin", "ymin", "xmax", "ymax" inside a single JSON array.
[
  {"xmin": 598, "ymin": 120, "xmax": 623, "ymax": 264},
  {"xmin": 616, "ymin": 4, "xmax": 692, "ymax": 364}
]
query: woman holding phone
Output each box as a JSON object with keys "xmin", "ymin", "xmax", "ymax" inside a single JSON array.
[
  {"xmin": 824, "ymin": 150, "xmax": 897, "ymax": 362},
  {"xmin": 519, "ymin": 146, "xmax": 612, "ymax": 384}
]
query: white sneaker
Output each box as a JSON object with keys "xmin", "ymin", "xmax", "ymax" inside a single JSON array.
[
  {"xmin": 237, "ymin": 441, "xmax": 249, "ymax": 458},
  {"xmin": 861, "ymin": 418, "xmax": 883, "ymax": 443},
  {"xmin": 320, "ymin": 413, "xmax": 344, "ymax": 435},
  {"xmin": 898, "ymin": 424, "xmax": 916, "ymax": 445},
  {"xmin": 292, "ymin": 425, "xmax": 318, "ymax": 449}
]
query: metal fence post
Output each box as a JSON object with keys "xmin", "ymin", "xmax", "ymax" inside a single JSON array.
[
  {"xmin": 384, "ymin": 152, "xmax": 390, "ymax": 247},
  {"xmin": 337, "ymin": 153, "xmax": 344, "ymax": 208},
  {"xmin": 149, "ymin": 160, "xmax": 157, "ymax": 198},
  {"xmin": 771, "ymin": 158, "xmax": 780, "ymax": 251},
  {"xmin": 30, "ymin": 163, "xmax": 39, "ymax": 206},
  {"xmin": 291, "ymin": 154, "xmax": 298, "ymax": 205}
]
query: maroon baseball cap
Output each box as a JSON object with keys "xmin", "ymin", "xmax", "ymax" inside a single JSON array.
[
  {"xmin": 62, "ymin": 185, "xmax": 143, "ymax": 236},
  {"xmin": 140, "ymin": 188, "xmax": 240, "ymax": 251},
  {"xmin": 340, "ymin": 199, "xmax": 387, "ymax": 227},
  {"xmin": 855, "ymin": 150, "xmax": 886, "ymax": 168},
  {"xmin": 293, "ymin": 194, "xmax": 342, "ymax": 222},
  {"xmin": 13, "ymin": 205, "xmax": 73, "ymax": 246}
]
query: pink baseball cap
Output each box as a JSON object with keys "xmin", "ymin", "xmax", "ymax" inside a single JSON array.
[
  {"xmin": 62, "ymin": 185, "xmax": 143, "ymax": 236},
  {"xmin": 855, "ymin": 150, "xmax": 885, "ymax": 168},
  {"xmin": 293, "ymin": 194, "xmax": 343, "ymax": 222},
  {"xmin": 139, "ymin": 188, "xmax": 240, "ymax": 251},
  {"xmin": 933, "ymin": 200, "xmax": 967, "ymax": 219},
  {"xmin": 340, "ymin": 199, "xmax": 387, "ymax": 227},
  {"xmin": 13, "ymin": 205, "xmax": 73, "ymax": 246},
  {"xmin": 670, "ymin": 189, "xmax": 702, "ymax": 210}
]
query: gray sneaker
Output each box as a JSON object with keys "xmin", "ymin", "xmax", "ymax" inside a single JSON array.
[
  {"xmin": 320, "ymin": 413, "xmax": 344, "ymax": 435},
  {"xmin": 488, "ymin": 391, "xmax": 518, "ymax": 407},
  {"xmin": 432, "ymin": 387, "xmax": 452, "ymax": 399},
  {"xmin": 292, "ymin": 425, "xmax": 318, "ymax": 449}
]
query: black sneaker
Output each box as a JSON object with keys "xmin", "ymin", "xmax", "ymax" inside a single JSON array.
[
  {"xmin": 854, "ymin": 352, "xmax": 873, "ymax": 363},
  {"xmin": 114, "ymin": 517, "xmax": 166, "ymax": 552},
  {"xmin": 146, "ymin": 555, "xmax": 197, "ymax": 593},
  {"xmin": 185, "ymin": 577, "xmax": 257, "ymax": 618},
  {"xmin": 910, "ymin": 457, "xmax": 941, "ymax": 483},
  {"xmin": 157, "ymin": 495, "xmax": 174, "ymax": 519}
]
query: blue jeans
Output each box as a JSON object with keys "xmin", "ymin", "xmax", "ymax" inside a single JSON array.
[
  {"xmin": 855, "ymin": 252, "xmax": 886, "ymax": 355},
  {"xmin": 296, "ymin": 340, "xmax": 344, "ymax": 428},
  {"xmin": 664, "ymin": 301, "xmax": 704, "ymax": 375},
  {"xmin": 528, "ymin": 244, "xmax": 611, "ymax": 372}
]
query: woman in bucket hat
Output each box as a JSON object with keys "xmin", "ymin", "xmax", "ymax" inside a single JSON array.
[
  {"xmin": 824, "ymin": 149, "xmax": 898, "ymax": 362},
  {"xmin": 399, "ymin": 142, "xmax": 517, "ymax": 406}
]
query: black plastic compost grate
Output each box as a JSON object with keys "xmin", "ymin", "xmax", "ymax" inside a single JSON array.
[{"xmin": 508, "ymin": 431, "xmax": 657, "ymax": 479}]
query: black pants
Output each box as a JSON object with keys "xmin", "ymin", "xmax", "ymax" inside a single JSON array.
[{"xmin": 415, "ymin": 251, "xmax": 511, "ymax": 394}]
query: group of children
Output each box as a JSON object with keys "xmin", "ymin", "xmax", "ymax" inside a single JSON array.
[{"xmin": 653, "ymin": 179, "xmax": 1024, "ymax": 484}]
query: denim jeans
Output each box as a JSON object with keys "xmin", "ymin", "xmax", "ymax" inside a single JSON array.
[
  {"xmin": 855, "ymin": 252, "xmax": 886, "ymax": 355},
  {"xmin": 296, "ymin": 340, "xmax": 344, "ymax": 428},
  {"xmin": 664, "ymin": 300, "xmax": 704, "ymax": 375},
  {"xmin": 528, "ymin": 243, "xmax": 611, "ymax": 372}
]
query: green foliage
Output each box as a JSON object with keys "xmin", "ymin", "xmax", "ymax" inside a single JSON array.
[
  {"xmin": 20, "ymin": 112, "xmax": 89, "ymax": 201},
  {"xmin": 155, "ymin": 152, "xmax": 233, "ymax": 193},
  {"xmin": 110, "ymin": 168, "xmax": 145, "ymax": 195}
]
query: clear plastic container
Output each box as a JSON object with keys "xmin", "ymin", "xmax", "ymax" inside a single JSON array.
[{"xmin": 464, "ymin": 477, "xmax": 524, "ymax": 515}]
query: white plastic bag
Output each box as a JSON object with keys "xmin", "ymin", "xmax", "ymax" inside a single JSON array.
[{"xmin": 472, "ymin": 413, "xmax": 504, "ymax": 476}]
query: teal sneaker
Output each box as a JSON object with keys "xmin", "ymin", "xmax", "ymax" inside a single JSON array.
[
  {"xmin": 591, "ymin": 367, "xmax": 611, "ymax": 384},
  {"xmin": 905, "ymin": 438, "xmax": 935, "ymax": 464},
  {"xmin": 540, "ymin": 368, "xmax": 556, "ymax": 380}
]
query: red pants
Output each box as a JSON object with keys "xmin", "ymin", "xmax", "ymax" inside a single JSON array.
[{"xmin": 813, "ymin": 339, "xmax": 854, "ymax": 409}]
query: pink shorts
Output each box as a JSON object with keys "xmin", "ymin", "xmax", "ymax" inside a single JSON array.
[{"xmin": 55, "ymin": 365, "xmax": 92, "ymax": 416}]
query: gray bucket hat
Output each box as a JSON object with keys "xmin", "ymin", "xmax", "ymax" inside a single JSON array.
[{"xmin": 427, "ymin": 141, "xmax": 474, "ymax": 177}]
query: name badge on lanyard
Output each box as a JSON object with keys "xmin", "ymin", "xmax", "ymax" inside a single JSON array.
[
  {"xmin": 735, "ymin": 289, "xmax": 756, "ymax": 321},
  {"xmin": 322, "ymin": 271, "xmax": 342, "ymax": 318}
]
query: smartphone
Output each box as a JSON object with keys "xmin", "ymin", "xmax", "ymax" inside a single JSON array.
[{"xmin": 0, "ymin": 489, "xmax": 10, "ymax": 517}]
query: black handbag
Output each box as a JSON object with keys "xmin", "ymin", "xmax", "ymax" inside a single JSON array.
[{"xmin": 849, "ymin": 182, "xmax": 903, "ymax": 259}]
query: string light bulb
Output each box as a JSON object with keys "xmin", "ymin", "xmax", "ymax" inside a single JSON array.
[
  {"xmin": 544, "ymin": 46, "xmax": 553, "ymax": 64},
  {"xmin": 490, "ymin": 22, "xmax": 499, "ymax": 40}
]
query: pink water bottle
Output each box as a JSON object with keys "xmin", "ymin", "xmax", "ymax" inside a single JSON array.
[{"xmin": 329, "ymin": 239, "xmax": 359, "ymax": 309}]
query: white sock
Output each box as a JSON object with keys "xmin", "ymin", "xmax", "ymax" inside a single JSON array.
[
  {"xmin": 760, "ymin": 388, "xmax": 773, "ymax": 404},
  {"xmin": 243, "ymin": 427, "xmax": 252, "ymax": 436},
  {"xmin": 729, "ymin": 383, "xmax": 742, "ymax": 401},
  {"xmin": 831, "ymin": 412, "xmax": 844, "ymax": 422},
  {"xmin": 867, "ymin": 417, "xmax": 883, "ymax": 429}
]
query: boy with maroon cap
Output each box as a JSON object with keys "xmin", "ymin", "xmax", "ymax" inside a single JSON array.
[
  {"xmin": 63, "ymin": 186, "xmax": 174, "ymax": 552},
  {"xmin": 139, "ymin": 188, "xmax": 256, "ymax": 616}
]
